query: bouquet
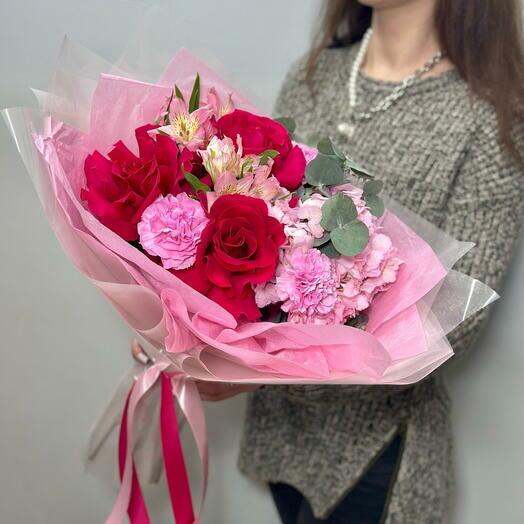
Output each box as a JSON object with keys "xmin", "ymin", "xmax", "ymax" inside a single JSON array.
[{"xmin": 3, "ymin": 38, "xmax": 497, "ymax": 524}]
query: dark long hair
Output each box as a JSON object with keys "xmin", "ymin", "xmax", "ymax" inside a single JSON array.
[{"xmin": 307, "ymin": 0, "xmax": 524, "ymax": 162}]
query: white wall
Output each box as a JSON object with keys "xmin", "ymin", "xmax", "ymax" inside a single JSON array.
[{"xmin": 0, "ymin": 1, "xmax": 522, "ymax": 523}]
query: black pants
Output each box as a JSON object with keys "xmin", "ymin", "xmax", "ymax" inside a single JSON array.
[{"xmin": 269, "ymin": 434, "xmax": 402, "ymax": 524}]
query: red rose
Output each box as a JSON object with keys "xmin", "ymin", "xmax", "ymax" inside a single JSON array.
[
  {"xmin": 176, "ymin": 194, "xmax": 286, "ymax": 321},
  {"xmin": 81, "ymin": 124, "xmax": 212, "ymax": 241},
  {"xmin": 216, "ymin": 109, "xmax": 306, "ymax": 191},
  {"xmin": 82, "ymin": 124, "xmax": 181, "ymax": 241}
]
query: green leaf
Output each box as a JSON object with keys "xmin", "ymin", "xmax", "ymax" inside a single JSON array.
[
  {"xmin": 275, "ymin": 116, "xmax": 296, "ymax": 134},
  {"xmin": 163, "ymin": 90, "xmax": 175, "ymax": 125},
  {"xmin": 331, "ymin": 141, "xmax": 347, "ymax": 161},
  {"xmin": 259, "ymin": 149, "xmax": 280, "ymax": 165},
  {"xmin": 174, "ymin": 84, "xmax": 185, "ymax": 101},
  {"xmin": 316, "ymin": 138, "xmax": 346, "ymax": 162},
  {"xmin": 306, "ymin": 153, "xmax": 346, "ymax": 186},
  {"xmin": 363, "ymin": 179, "xmax": 383, "ymax": 196},
  {"xmin": 318, "ymin": 241, "xmax": 340, "ymax": 258},
  {"xmin": 188, "ymin": 73, "xmax": 200, "ymax": 113},
  {"xmin": 317, "ymin": 138, "xmax": 336, "ymax": 157},
  {"xmin": 320, "ymin": 193, "xmax": 358, "ymax": 231},
  {"xmin": 305, "ymin": 133, "xmax": 321, "ymax": 148},
  {"xmin": 345, "ymin": 157, "xmax": 373, "ymax": 179},
  {"xmin": 184, "ymin": 171, "xmax": 210, "ymax": 193},
  {"xmin": 330, "ymin": 220, "xmax": 370, "ymax": 257},
  {"xmin": 313, "ymin": 232, "xmax": 331, "ymax": 247},
  {"xmin": 364, "ymin": 193, "xmax": 385, "ymax": 217},
  {"xmin": 345, "ymin": 313, "xmax": 369, "ymax": 329}
]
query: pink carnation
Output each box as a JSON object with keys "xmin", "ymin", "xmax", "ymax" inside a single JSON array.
[
  {"xmin": 137, "ymin": 193, "xmax": 209, "ymax": 270},
  {"xmin": 275, "ymin": 247, "xmax": 341, "ymax": 325}
]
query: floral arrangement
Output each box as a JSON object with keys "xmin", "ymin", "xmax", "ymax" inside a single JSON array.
[
  {"xmin": 5, "ymin": 43, "xmax": 497, "ymax": 524},
  {"xmin": 81, "ymin": 74, "xmax": 401, "ymax": 327}
]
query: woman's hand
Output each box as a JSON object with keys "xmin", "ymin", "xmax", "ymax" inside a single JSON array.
[
  {"xmin": 131, "ymin": 340, "xmax": 260, "ymax": 401},
  {"xmin": 193, "ymin": 381, "xmax": 260, "ymax": 401}
]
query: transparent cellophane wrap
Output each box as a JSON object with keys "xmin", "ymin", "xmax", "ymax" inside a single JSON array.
[{"xmin": 2, "ymin": 22, "xmax": 498, "ymax": 489}]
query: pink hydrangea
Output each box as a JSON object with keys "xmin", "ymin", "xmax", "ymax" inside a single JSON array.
[
  {"xmin": 270, "ymin": 193, "xmax": 326, "ymax": 249},
  {"xmin": 259, "ymin": 184, "xmax": 402, "ymax": 324},
  {"xmin": 274, "ymin": 247, "xmax": 342, "ymax": 325},
  {"xmin": 137, "ymin": 193, "xmax": 209, "ymax": 270},
  {"xmin": 336, "ymin": 233, "xmax": 402, "ymax": 318}
]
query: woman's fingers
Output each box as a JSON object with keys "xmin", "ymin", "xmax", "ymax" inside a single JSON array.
[
  {"xmin": 196, "ymin": 381, "xmax": 259, "ymax": 401},
  {"xmin": 131, "ymin": 339, "xmax": 150, "ymax": 365}
]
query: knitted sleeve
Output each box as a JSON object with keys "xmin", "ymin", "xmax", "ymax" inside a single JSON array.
[{"xmin": 438, "ymin": 112, "xmax": 524, "ymax": 360}]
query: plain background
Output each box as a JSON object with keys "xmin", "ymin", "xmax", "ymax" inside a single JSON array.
[{"xmin": 1, "ymin": 1, "xmax": 523, "ymax": 523}]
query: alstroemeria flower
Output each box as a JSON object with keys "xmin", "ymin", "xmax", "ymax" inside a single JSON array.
[
  {"xmin": 206, "ymin": 87, "xmax": 235, "ymax": 119},
  {"xmin": 156, "ymin": 98, "xmax": 215, "ymax": 151},
  {"xmin": 214, "ymin": 161, "xmax": 283, "ymax": 202},
  {"xmin": 199, "ymin": 135, "xmax": 243, "ymax": 182}
]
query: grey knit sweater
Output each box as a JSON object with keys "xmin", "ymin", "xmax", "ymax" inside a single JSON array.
[{"xmin": 238, "ymin": 44, "xmax": 524, "ymax": 523}]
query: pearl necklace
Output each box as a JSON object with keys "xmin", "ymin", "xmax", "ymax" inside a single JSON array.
[{"xmin": 337, "ymin": 28, "xmax": 444, "ymax": 138}]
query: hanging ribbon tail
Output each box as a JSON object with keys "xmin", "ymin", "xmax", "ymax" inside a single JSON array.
[
  {"xmin": 161, "ymin": 373, "xmax": 196, "ymax": 524},
  {"xmin": 172, "ymin": 377, "xmax": 209, "ymax": 524},
  {"xmin": 118, "ymin": 389, "xmax": 151, "ymax": 524},
  {"xmin": 104, "ymin": 360, "xmax": 208, "ymax": 524},
  {"xmin": 105, "ymin": 362, "xmax": 168, "ymax": 524}
]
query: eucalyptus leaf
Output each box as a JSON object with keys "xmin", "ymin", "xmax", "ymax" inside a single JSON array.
[
  {"xmin": 320, "ymin": 193, "xmax": 358, "ymax": 231},
  {"xmin": 275, "ymin": 116, "xmax": 296, "ymax": 134},
  {"xmin": 318, "ymin": 241, "xmax": 340, "ymax": 258},
  {"xmin": 317, "ymin": 138, "xmax": 336, "ymax": 157},
  {"xmin": 305, "ymin": 132, "xmax": 321, "ymax": 148},
  {"xmin": 306, "ymin": 154, "xmax": 346, "ymax": 186},
  {"xmin": 188, "ymin": 73, "xmax": 200, "ymax": 113},
  {"xmin": 331, "ymin": 141, "xmax": 347, "ymax": 161},
  {"xmin": 313, "ymin": 232, "xmax": 331, "ymax": 247},
  {"xmin": 345, "ymin": 157, "xmax": 373, "ymax": 179},
  {"xmin": 363, "ymin": 179, "xmax": 383, "ymax": 196},
  {"xmin": 330, "ymin": 220, "xmax": 370, "ymax": 256},
  {"xmin": 364, "ymin": 193, "xmax": 385, "ymax": 217},
  {"xmin": 184, "ymin": 171, "xmax": 210, "ymax": 193},
  {"xmin": 315, "ymin": 138, "xmax": 346, "ymax": 162}
]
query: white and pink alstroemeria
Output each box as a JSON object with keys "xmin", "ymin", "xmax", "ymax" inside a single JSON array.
[
  {"xmin": 213, "ymin": 167, "xmax": 283, "ymax": 202},
  {"xmin": 206, "ymin": 87, "xmax": 235, "ymax": 119},
  {"xmin": 156, "ymin": 98, "xmax": 215, "ymax": 151},
  {"xmin": 199, "ymin": 135, "xmax": 243, "ymax": 182}
]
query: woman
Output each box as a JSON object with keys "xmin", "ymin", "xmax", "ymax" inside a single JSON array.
[{"xmin": 133, "ymin": 0, "xmax": 524, "ymax": 522}]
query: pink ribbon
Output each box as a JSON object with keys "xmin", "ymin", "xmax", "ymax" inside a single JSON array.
[
  {"xmin": 160, "ymin": 373, "xmax": 195, "ymax": 524},
  {"xmin": 106, "ymin": 362, "xmax": 208, "ymax": 524},
  {"xmin": 118, "ymin": 390, "xmax": 151, "ymax": 524}
]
